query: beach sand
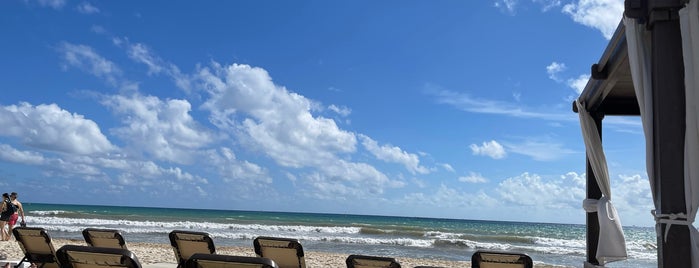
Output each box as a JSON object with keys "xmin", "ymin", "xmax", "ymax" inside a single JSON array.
[{"xmin": 0, "ymin": 239, "xmax": 569, "ymax": 267}]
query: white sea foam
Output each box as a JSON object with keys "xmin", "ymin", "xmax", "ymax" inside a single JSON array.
[{"xmin": 31, "ymin": 210, "xmax": 66, "ymax": 215}]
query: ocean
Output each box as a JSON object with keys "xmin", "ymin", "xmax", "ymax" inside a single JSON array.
[{"xmin": 20, "ymin": 203, "xmax": 657, "ymax": 267}]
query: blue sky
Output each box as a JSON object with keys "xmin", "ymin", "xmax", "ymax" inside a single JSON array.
[{"xmin": 0, "ymin": 0, "xmax": 654, "ymax": 226}]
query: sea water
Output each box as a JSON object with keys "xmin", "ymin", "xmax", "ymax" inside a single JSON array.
[{"xmin": 21, "ymin": 203, "xmax": 656, "ymax": 267}]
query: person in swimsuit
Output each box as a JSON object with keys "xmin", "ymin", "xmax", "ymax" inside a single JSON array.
[
  {"xmin": 7, "ymin": 192, "xmax": 24, "ymax": 241},
  {"xmin": 0, "ymin": 193, "xmax": 10, "ymax": 241}
]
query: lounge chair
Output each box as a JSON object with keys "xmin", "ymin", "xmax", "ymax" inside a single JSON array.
[
  {"xmin": 82, "ymin": 228, "xmax": 128, "ymax": 249},
  {"xmin": 12, "ymin": 227, "xmax": 59, "ymax": 268},
  {"xmin": 169, "ymin": 230, "xmax": 216, "ymax": 268},
  {"xmin": 252, "ymin": 236, "xmax": 305, "ymax": 268},
  {"xmin": 56, "ymin": 245, "xmax": 141, "ymax": 268},
  {"xmin": 471, "ymin": 250, "xmax": 533, "ymax": 268},
  {"xmin": 186, "ymin": 253, "xmax": 279, "ymax": 268},
  {"xmin": 345, "ymin": 254, "xmax": 401, "ymax": 268}
]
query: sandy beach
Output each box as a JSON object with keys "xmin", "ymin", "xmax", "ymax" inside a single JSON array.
[{"xmin": 0, "ymin": 238, "xmax": 471, "ymax": 268}]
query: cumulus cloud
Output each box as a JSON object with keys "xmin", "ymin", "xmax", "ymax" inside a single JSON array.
[
  {"xmin": 102, "ymin": 93, "xmax": 215, "ymax": 164},
  {"xmin": 470, "ymin": 140, "xmax": 507, "ymax": 159},
  {"xmin": 0, "ymin": 144, "xmax": 46, "ymax": 165},
  {"xmin": 57, "ymin": 42, "xmax": 122, "ymax": 86},
  {"xmin": 568, "ymin": 74, "xmax": 590, "ymax": 94},
  {"xmin": 546, "ymin": 62, "xmax": 566, "ymax": 82},
  {"xmin": 403, "ymin": 185, "xmax": 500, "ymax": 208},
  {"xmin": 497, "ymin": 172, "xmax": 585, "ymax": 209},
  {"xmin": 562, "ymin": 0, "xmax": 624, "ymax": 39},
  {"xmin": 194, "ymin": 62, "xmax": 403, "ymax": 197},
  {"xmin": 76, "ymin": 2, "xmax": 99, "ymax": 14},
  {"xmin": 359, "ymin": 134, "xmax": 429, "ymax": 175},
  {"xmin": 546, "ymin": 61, "xmax": 591, "ymax": 94},
  {"xmin": 196, "ymin": 63, "xmax": 357, "ymax": 167},
  {"xmin": 459, "ymin": 172, "xmax": 489, "ymax": 183},
  {"xmin": 203, "ymin": 147, "xmax": 271, "ymax": 185},
  {"xmin": 0, "ymin": 102, "xmax": 115, "ymax": 155}
]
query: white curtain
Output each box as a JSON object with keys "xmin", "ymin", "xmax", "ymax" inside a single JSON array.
[
  {"xmin": 680, "ymin": 0, "xmax": 699, "ymax": 266},
  {"xmin": 624, "ymin": 17, "xmax": 655, "ymax": 207},
  {"xmin": 575, "ymin": 100, "xmax": 628, "ymax": 265}
]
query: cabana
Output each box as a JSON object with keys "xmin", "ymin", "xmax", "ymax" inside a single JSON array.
[{"xmin": 573, "ymin": 0, "xmax": 699, "ymax": 267}]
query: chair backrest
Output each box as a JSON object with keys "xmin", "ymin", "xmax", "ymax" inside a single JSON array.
[
  {"xmin": 252, "ymin": 236, "xmax": 305, "ymax": 268},
  {"xmin": 56, "ymin": 245, "xmax": 141, "ymax": 268},
  {"xmin": 169, "ymin": 230, "xmax": 216, "ymax": 268},
  {"xmin": 186, "ymin": 253, "xmax": 279, "ymax": 268},
  {"xmin": 82, "ymin": 228, "xmax": 127, "ymax": 249},
  {"xmin": 345, "ymin": 255, "xmax": 401, "ymax": 268},
  {"xmin": 12, "ymin": 227, "xmax": 60, "ymax": 268},
  {"xmin": 471, "ymin": 251, "xmax": 533, "ymax": 268}
]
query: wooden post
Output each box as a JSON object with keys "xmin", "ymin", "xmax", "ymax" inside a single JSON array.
[
  {"xmin": 585, "ymin": 111, "xmax": 603, "ymax": 266},
  {"xmin": 649, "ymin": 3, "xmax": 689, "ymax": 267}
]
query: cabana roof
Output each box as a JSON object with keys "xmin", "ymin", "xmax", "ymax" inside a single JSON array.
[{"xmin": 573, "ymin": 22, "xmax": 638, "ymax": 116}]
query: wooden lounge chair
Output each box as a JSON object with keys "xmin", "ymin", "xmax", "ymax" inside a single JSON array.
[
  {"xmin": 345, "ymin": 254, "xmax": 401, "ymax": 268},
  {"xmin": 252, "ymin": 236, "xmax": 306, "ymax": 268},
  {"xmin": 12, "ymin": 227, "xmax": 59, "ymax": 268},
  {"xmin": 56, "ymin": 245, "xmax": 141, "ymax": 268},
  {"xmin": 82, "ymin": 228, "xmax": 128, "ymax": 249},
  {"xmin": 169, "ymin": 230, "xmax": 216, "ymax": 268},
  {"xmin": 471, "ymin": 251, "xmax": 533, "ymax": 268},
  {"xmin": 186, "ymin": 253, "xmax": 279, "ymax": 268}
]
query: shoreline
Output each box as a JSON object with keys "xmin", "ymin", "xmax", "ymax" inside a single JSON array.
[{"xmin": 0, "ymin": 238, "xmax": 472, "ymax": 267}]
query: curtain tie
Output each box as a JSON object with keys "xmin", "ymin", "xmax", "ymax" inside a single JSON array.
[{"xmin": 652, "ymin": 210, "xmax": 693, "ymax": 242}]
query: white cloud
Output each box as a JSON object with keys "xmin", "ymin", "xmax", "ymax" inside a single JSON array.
[
  {"xmin": 76, "ymin": 2, "xmax": 99, "ymax": 14},
  {"xmin": 459, "ymin": 172, "xmax": 489, "ymax": 183},
  {"xmin": 126, "ymin": 42, "xmax": 192, "ymax": 91},
  {"xmin": 440, "ymin": 163, "xmax": 455, "ymax": 172},
  {"xmin": 494, "ymin": 0, "xmax": 518, "ymax": 14},
  {"xmin": 328, "ymin": 104, "xmax": 351, "ymax": 117},
  {"xmin": 497, "ymin": 172, "xmax": 585, "ymax": 209},
  {"xmin": 562, "ymin": 0, "xmax": 624, "ymax": 39},
  {"xmin": 470, "ymin": 140, "xmax": 507, "ymax": 159},
  {"xmin": 503, "ymin": 138, "xmax": 576, "ymax": 161},
  {"xmin": 194, "ymin": 62, "xmax": 404, "ymax": 197},
  {"xmin": 57, "ymin": 42, "xmax": 122, "ymax": 86},
  {"xmin": 203, "ymin": 147, "xmax": 271, "ymax": 185},
  {"xmin": 546, "ymin": 62, "xmax": 566, "ymax": 82},
  {"xmin": 534, "ymin": 0, "xmax": 562, "ymax": 11},
  {"xmin": 91, "ymin": 25, "xmax": 106, "ymax": 34},
  {"xmin": 0, "ymin": 102, "xmax": 115, "ymax": 155},
  {"xmin": 0, "ymin": 144, "xmax": 45, "ymax": 165},
  {"xmin": 37, "ymin": 0, "xmax": 66, "ymax": 9},
  {"xmin": 359, "ymin": 134, "xmax": 429, "ymax": 175},
  {"xmin": 403, "ymin": 185, "xmax": 500, "ymax": 208},
  {"xmin": 196, "ymin": 63, "xmax": 357, "ymax": 167},
  {"xmin": 610, "ymin": 173, "xmax": 654, "ymax": 213},
  {"xmin": 102, "ymin": 93, "xmax": 215, "ymax": 164},
  {"xmin": 568, "ymin": 74, "xmax": 590, "ymax": 94},
  {"xmin": 429, "ymin": 89, "xmax": 576, "ymax": 122}
]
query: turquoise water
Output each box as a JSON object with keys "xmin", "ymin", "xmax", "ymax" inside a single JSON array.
[{"xmin": 21, "ymin": 203, "xmax": 656, "ymax": 267}]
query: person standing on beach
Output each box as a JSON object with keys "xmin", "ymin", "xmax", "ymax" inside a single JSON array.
[
  {"xmin": 0, "ymin": 193, "xmax": 11, "ymax": 240},
  {"xmin": 7, "ymin": 192, "xmax": 25, "ymax": 241}
]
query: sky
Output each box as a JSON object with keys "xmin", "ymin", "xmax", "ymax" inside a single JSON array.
[{"xmin": 0, "ymin": 0, "xmax": 655, "ymax": 226}]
